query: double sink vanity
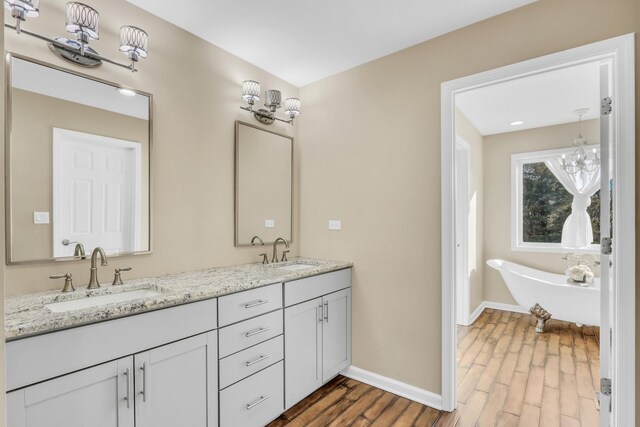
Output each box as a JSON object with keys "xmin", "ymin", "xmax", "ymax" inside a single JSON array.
[
  {"xmin": 6, "ymin": 258, "xmax": 352, "ymax": 427},
  {"xmin": 3, "ymin": 40, "xmax": 333, "ymax": 427}
]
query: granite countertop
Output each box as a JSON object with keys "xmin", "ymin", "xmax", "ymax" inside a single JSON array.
[{"xmin": 5, "ymin": 257, "xmax": 352, "ymax": 340}]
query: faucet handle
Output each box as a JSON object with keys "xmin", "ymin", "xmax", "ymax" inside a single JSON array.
[
  {"xmin": 259, "ymin": 253, "xmax": 269, "ymax": 265},
  {"xmin": 281, "ymin": 250, "xmax": 290, "ymax": 262},
  {"xmin": 50, "ymin": 273, "xmax": 74, "ymax": 293},
  {"xmin": 112, "ymin": 267, "xmax": 132, "ymax": 286}
]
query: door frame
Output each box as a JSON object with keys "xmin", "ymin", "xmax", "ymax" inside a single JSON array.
[
  {"xmin": 454, "ymin": 137, "xmax": 471, "ymax": 326},
  {"xmin": 440, "ymin": 34, "xmax": 635, "ymax": 425},
  {"xmin": 52, "ymin": 128, "xmax": 142, "ymax": 257}
]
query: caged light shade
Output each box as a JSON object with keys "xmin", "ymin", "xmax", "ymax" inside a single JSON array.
[
  {"xmin": 284, "ymin": 98, "xmax": 301, "ymax": 117},
  {"xmin": 120, "ymin": 25, "xmax": 148, "ymax": 61},
  {"xmin": 65, "ymin": 2, "xmax": 99, "ymax": 40},
  {"xmin": 264, "ymin": 90, "xmax": 282, "ymax": 110},
  {"xmin": 242, "ymin": 80, "xmax": 261, "ymax": 103},
  {"xmin": 4, "ymin": 0, "xmax": 39, "ymax": 18}
]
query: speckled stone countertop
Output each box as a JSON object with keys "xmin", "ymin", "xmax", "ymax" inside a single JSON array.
[{"xmin": 5, "ymin": 257, "xmax": 352, "ymax": 340}]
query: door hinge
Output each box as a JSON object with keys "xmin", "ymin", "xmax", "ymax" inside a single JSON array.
[
  {"xmin": 601, "ymin": 377, "xmax": 612, "ymax": 396},
  {"xmin": 601, "ymin": 97, "xmax": 612, "ymax": 115},
  {"xmin": 601, "ymin": 237, "xmax": 612, "ymax": 255}
]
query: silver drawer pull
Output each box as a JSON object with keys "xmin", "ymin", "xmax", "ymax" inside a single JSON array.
[
  {"xmin": 140, "ymin": 362, "xmax": 148, "ymax": 403},
  {"xmin": 245, "ymin": 327, "xmax": 270, "ymax": 337},
  {"xmin": 123, "ymin": 368, "xmax": 131, "ymax": 409},
  {"xmin": 245, "ymin": 354, "xmax": 270, "ymax": 367},
  {"xmin": 245, "ymin": 299, "xmax": 269, "ymax": 309},
  {"xmin": 246, "ymin": 395, "xmax": 270, "ymax": 410}
]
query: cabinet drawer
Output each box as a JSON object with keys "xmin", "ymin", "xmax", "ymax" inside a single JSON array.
[
  {"xmin": 218, "ymin": 284, "xmax": 282, "ymax": 327},
  {"xmin": 220, "ymin": 361, "xmax": 284, "ymax": 427},
  {"xmin": 219, "ymin": 335, "xmax": 283, "ymax": 390},
  {"xmin": 219, "ymin": 310, "xmax": 283, "ymax": 358},
  {"xmin": 284, "ymin": 269, "xmax": 351, "ymax": 307}
]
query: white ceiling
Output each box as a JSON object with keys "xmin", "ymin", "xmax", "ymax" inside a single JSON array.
[
  {"xmin": 127, "ymin": 0, "xmax": 536, "ymax": 87},
  {"xmin": 455, "ymin": 61, "xmax": 602, "ymax": 135},
  {"xmin": 12, "ymin": 58, "xmax": 150, "ymax": 120}
]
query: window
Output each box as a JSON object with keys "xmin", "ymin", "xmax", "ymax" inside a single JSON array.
[{"xmin": 512, "ymin": 147, "xmax": 601, "ymax": 253}]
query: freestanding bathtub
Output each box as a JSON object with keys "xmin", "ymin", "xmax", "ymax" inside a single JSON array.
[{"xmin": 486, "ymin": 259, "xmax": 600, "ymax": 327}]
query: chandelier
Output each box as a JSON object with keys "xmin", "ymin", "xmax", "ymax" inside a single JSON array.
[{"xmin": 561, "ymin": 108, "xmax": 600, "ymax": 176}]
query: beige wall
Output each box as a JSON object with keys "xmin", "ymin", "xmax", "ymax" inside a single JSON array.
[
  {"xmin": 298, "ymin": 0, "xmax": 640, "ymax": 398},
  {"xmin": 483, "ymin": 119, "xmax": 600, "ymax": 304},
  {"xmin": 4, "ymin": 0, "xmax": 298, "ymax": 295},
  {"xmin": 455, "ymin": 109, "xmax": 484, "ymax": 314},
  {"xmin": 10, "ymin": 89, "xmax": 149, "ymax": 261}
]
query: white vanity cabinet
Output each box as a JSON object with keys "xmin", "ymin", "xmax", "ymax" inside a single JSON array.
[
  {"xmin": 7, "ymin": 357, "xmax": 134, "ymax": 427},
  {"xmin": 284, "ymin": 269, "xmax": 352, "ymax": 409},
  {"xmin": 217, "ymin": 283, "xmax": 285, "ymax": 427},
  {"xmin": 6, "ymin": 299, "xmax": 218, "ymax": 427},
  {"xmin": 8, "ymin": 332, "xmax": 217, "ymax": 427},
  {"xmin": 134, "ymin": 332, "xmax": 217, "ymax": 427}
]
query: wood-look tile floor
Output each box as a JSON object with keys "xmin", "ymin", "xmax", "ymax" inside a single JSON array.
[{"xmin": 267, "ymin": 309, "xmax": 600, "ymax": 426}]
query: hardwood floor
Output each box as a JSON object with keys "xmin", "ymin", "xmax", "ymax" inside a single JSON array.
[{"xmin": 267, "ymin": 309, "xmax": 600, "ymax": 426}]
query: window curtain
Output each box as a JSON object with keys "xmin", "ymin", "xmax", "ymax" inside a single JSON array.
[{"xmin": 544, "ymin": 157, "xmax": 601, "ymax": 248}]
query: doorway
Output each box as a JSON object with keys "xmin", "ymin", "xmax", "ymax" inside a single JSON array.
[{"xmin": 441, "ymin": 35, "xmax": 635, "ymax": 426}]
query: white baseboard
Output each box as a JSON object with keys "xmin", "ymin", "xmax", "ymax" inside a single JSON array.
[
  {"xmin": 468, "ymin": 301, "xmax": 529, "ymax": 325},
  {"xmin": 469, "ymin": 303, "xmax": 485, "ymax": 324},
  {"xmin": 340, "ymin": 365, "xmax": 443, "ymax": 410}
]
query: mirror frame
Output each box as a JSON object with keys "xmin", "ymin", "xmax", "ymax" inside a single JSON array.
[
  {"xmin": 5, "ymin": 52, "xmax": 154, "ymax": 264},
  {"xmin": 234, "ymin": 120, "xmax": 293, "ymax": 247}
]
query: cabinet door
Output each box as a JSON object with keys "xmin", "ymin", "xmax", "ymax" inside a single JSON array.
[
  {"xmin": 322, "ymin": 288, "xmax": 352, "ymax": 382},
  {"xmin": 7, "ymin": 357, "xmax": 134, "ymax": 427},
  {"xmin": 284, "ymin": 297, "xmax": 323, "ymax": 409},
  {"xmin": 134, "ymin": 331, "xmax": 217, "ymax": 427}
]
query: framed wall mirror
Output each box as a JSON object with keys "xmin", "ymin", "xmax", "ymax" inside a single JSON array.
[
  {"xmin": 235, "ymin": 121, "xmax": 293, "ymax": 246},
  {"xmin": 6, "ymin": 53, "xmax": 153, "ymax": 264}
]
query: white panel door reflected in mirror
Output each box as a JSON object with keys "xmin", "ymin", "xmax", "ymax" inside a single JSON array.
[{"xmin": 52, "ymin": 129, "xmax": 142, "ymax": 257}]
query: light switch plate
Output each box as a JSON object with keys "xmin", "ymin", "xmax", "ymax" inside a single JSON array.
[
  {"xmin": 33, "ymin": 212, "xmax": 50, "ymax": 224},
  {"xmin": 265, "ymin": 219, "xmax": 275, "ymax": 228},
  {"xmin": 329, "ymin": 220, "xmax": 342, "ymax": 230}
]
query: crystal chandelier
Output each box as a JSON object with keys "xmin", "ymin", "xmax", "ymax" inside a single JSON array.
[{"xmin": 561, "ymin": 108, "xmax": 600, "ymax": 176}]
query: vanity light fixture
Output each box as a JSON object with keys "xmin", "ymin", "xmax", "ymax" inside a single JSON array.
[
  {"xmin": 561, "ymin": 108, "xmax": 600, "ymax": 177},
  {"xmin": 240, "ymin": 80, "xmax": 301, "ymax": 125},
  {"xmin": 4, "ymin": 1, "xmax": 149, "ymax": 72},
  {"xmin": 4, "ymin": 0, "xmax": 38, "ymax": 33}
]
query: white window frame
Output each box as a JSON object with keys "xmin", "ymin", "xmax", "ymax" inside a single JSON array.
[{"xmin": 511, "ymin": 145, "xmax": 601, "ymax": 254}]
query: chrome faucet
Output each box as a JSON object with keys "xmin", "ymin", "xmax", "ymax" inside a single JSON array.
[
  {"xmin": 74, "ymin": 242, "xmax": 86, "ymax": 259},
  {"xmin": 251, "ymin": 235, "xmax": 264, "ymax": 245},
  {"xmin": 88, "ymin": 247, "xmax": 108, "ymax": 289},
  {"xmin": 272, "ymin": 237, "xmax": 289, "ymax": 263}
]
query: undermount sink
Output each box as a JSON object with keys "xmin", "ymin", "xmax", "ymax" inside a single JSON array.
[
  {"xmin": 45, "ymin": 288, "xmax": 161, "ymax": 313},
  {"xmin": 275, "ymin": 263, "xmax": 317, "ymax": 272}
]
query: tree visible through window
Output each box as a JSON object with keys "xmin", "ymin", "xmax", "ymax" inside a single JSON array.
[{"xmin": 522, "ymin": 162, "xmax": 601, "ymax": 244}]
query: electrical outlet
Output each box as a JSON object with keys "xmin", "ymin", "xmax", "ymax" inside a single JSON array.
[
  {"xmin": 33, "ymin": 212, "xmax": 50, "ymax": 224},
  {"xmin": 264, "ymin": 219, "xmax": 275, "ymax": 228},
  {"xmin": 328, "ymin": 220, "xmax": 342, "ymax": 230}
]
